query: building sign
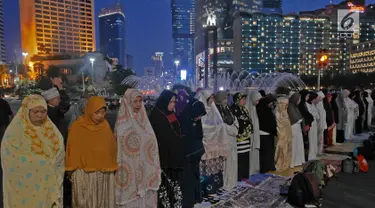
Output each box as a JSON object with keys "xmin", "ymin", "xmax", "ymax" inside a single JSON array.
[
  {"xmin": 347, "ymin": 2, "xmax": 365, "ymax": 13},
  {"xmin": 206, "ymin": 9, "xmax": 216, "ymax": 26},
  {"xmin": 337, "ymin": 9, "xmax": 360, "ymax": 39}
]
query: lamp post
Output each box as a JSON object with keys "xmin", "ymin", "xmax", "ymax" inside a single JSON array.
[
  {"xmin": 89, "ymin": 58, "xmax": 95, "ymax": 84},
  {"xmin": 22, "ymin": 52, "xmax": 28, "ymax": 79}
]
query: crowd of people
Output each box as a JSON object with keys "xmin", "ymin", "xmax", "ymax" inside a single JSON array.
[{"xmin": 0, "ymin": 79, "xmax": 374, "ymax": 207}]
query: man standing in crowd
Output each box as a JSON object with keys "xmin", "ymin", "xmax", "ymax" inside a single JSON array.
[{"xmin": 40, "ymin": 68, "xmax": 71, "ymax": 207}]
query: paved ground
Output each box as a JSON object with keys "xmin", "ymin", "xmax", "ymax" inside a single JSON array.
[{"xmin": 322, "ymin": 160, "xmax": 375, "ymax": 208}]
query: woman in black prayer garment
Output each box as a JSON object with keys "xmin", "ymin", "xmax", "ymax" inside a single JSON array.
[
  {"xmin": 298, "ymin": 90, "xmax": 314, "ymax": 162},
  {"xmin": 149, "ymin": 90, "xmax": 184, "ymax": 208},
  {"xmin": 353, "ymin": 90, "xmax": 365, "ymax": 134},
  {"xmin": 179, "ymin": 99, "xmax": 207, "ymax": 208},
  {"xmin": 257, "ymin": 95, "xmax": 277, "ymax": 173},
  {"xmin": 230, "ymin": 92, "xmax": 253, "ymax": 181}
]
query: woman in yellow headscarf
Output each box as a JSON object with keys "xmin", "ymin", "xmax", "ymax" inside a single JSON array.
[
  {"xmin": 66, "ymin": 96, "xmax": 117, "ymax": 208},
  {"xmin": 1, "ymin": 94, "xmax": 65, "ymax": 208}
]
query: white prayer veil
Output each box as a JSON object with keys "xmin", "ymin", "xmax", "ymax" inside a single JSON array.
[{"xmin": 196, "ymin": 89, "xmax": 228, "ymax": 159}]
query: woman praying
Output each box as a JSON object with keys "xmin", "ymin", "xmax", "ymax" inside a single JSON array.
[
  {"xmin": 1, "ymin": 95, "xmax": 65, "ymax": 208},
  {"xmin": 149, "ymin": 90, "xmax": 184, "ymax": 208},
  {"xmin": 66, "ymin": 96, "xmax": 117, "ymax": 208},
  {"xmin": 231, "ymin": 92, "xmax": 253, "ymax": 180},
  {"xmin": 115, "ymin": 89, "xmax": 161, "ymax": 207}
]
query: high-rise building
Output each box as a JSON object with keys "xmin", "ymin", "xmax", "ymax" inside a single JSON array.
[
  {"xmin": 19, "ymin": 0, "xmax": 96, "ymax": 58},
  {"xmin": 262, "ymin": 0, "xmax": 282, "ymax": 14},
  {"xmin": 99, "ymin": 3, "xmax": 126, "ymax": 66},
  {"xmin": 0, "ymin": 0, "xmax": 5, "ymax": 63},
  {"xmin": 349, "ymin": 40, "xmax": 375, "ymax": 73},
  {"xmin": 125, "ymin": 54, "xmax": 133, "ymax": 70},
  {"xmin": 171, "ymin": 0, "xmax": 195, "ymax": 75},
  {"xmin": 233, "ymin": 13, "xmax": 330, "ymax": 75},
  {"xmin": 152, "ymin": 52, "xmax": 164, "ymax": 77},
  {"xmin": 233, "ymin": 0, "xmax": 263, "ymax": 14}
]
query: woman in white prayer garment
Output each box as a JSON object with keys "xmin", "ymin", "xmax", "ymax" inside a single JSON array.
[
  {"xmin": 343, "ymin": 90, "xmax": 358, "ymax": 140},
  {"xmin": 306, "ymin": 92, "xmax": 320, "ymax": 160},
  {"xmin": 245, "ymin": 90, "xmax": 262, "ymax": 176},
  {"xmin": 196, "ymin": 89, "xmax": 238, "ymax": 191}
]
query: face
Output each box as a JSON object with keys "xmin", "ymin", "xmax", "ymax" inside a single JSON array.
[
  {"xmin": 132, "ymin": 96, "xmax": 143, "ymax": 113},
  {"xmin": 51, "ymin": 77, "xmax": 63, "ymax": 89},
  {"xmin": 48, "ymin": 96, "xmax": 61, "ymax": 107},
  {"xmin": 168, "ymin": 96, "xmax": 176, "ymax": 112},
  {"xmin": 239, "ymin": 97, "xmax": 246, "ymax": 106},
  {"xmin": 91, "ymin": 107, "xmax": 106, "ymax": 124},
  {"xmin": 29, "ymin": 106, "xmax": 48, "ymax": 126},
  {"xmin": 208, "ymin": 94, "xmax": 215, "ymax": 105},
  {"xmin": 297, "ymin": 97, "xmax": 301, "ymax": 105}
]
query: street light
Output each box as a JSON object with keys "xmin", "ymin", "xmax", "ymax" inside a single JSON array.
[
  {"xmin": 317, "ymin": 49, "xmax": 329, "ymax": 90},
  {"xmin": 89, "ymin": 58, "xmax": 95, "ymax": 84},
  {"xmin": 22, "ymin": 52, "xmax": 28, "ymax": 79}
]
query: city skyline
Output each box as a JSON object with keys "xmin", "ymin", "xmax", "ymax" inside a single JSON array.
[{"xmin": 3, "ymin": 0, "xmax": 375, "ymax": 74}]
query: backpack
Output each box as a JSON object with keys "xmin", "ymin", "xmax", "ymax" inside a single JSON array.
[
  {"xmin": 287, "ymin": 173, "xmax": 319, "ymax": 207},
  {"xmin": 357, "ymin": 154, "xmax": 369, "ymax": 173},
  {"xmin": 303, "ymin": 160, "xmax": 326, "ymax": 185}
]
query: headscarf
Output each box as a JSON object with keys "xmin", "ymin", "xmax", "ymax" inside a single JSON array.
[
  {"xmin": 115, "ymin": 89, "xmax": 161, "ymax": 205},
  {"xmin": 155, "ymin": 90, "xmax": 176, "ymax": 115},
  {"xmin": 196, "ymin": 89, "xmax": 228, "ymax": 159},
  {"xmin": 175, "ymin": 89, "xmax": 189, "ymax": 117},
  {"xmin": 1, "ymin": 95, "xmax": 65, "ymax": 207},
  {"xmin": 257, "ymin": 96, "xmax": 277, "ymax": 135},
  {"xmin": 65, "ymin": 96, "xmax": 117, "ymax": 172},
  {"xmin": 233, "ymin": 92, "xmax": 246, "ymax": 105},
  {"xmin": 288, "ymin": 93, "xmax": 303, "ymax": 125},
  {"xmin": 298, "ymin": 90, "xmax": 314, "ymax": 127},
  {"xmin": 215, "ymin": 91, "xmax": 228, "ymax": 105}
]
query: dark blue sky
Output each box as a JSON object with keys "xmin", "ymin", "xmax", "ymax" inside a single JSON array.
[{"xmin": 3, "ymin": 0, "xmax": 375, "ymax": 74}]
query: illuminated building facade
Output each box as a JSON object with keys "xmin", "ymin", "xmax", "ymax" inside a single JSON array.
[
  {"xmin": 152, "ymin": 52, "xmax": 164, "ymax": 77},
  {"xmin": 349, "ymin": 40, "xmax": 375, "ymax": 73},
  {"xmin": 233, "ymin": 13, "xmax": 330, "ymax": 75},
  {"xmin": 171, "ymin": 0, "xmax": 195, "ymax": 75},
  {"xmin": 99, "ymin": 3, "xmax": 126, "ymax": 65},
  {"xmin": 262, "ymin": 0, "xmax": 282, "ymax": 14},
  {"xmin": 19, "ymin": 0, "xmax": 96, "ymax": 58},
  {"xmin": 0, "ymin": 0, "xmax": 5, "ymax": 63}
]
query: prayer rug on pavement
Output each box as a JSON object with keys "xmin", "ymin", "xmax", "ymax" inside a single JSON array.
[
  {"xmin": 257, "ymin": 175, "xmax": 290, "ymax": 193},
  {"xmin": 231, "ymin": 187, "xmax": 280, "ymax": 207},
  {"xmin": 246, "ymin": 173, "xmax": 274, "ymax": 187}
]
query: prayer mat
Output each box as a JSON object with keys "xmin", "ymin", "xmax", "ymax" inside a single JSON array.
[
  {"xmin": 246, "ymin": 173, "xmax": 274, "ymax": 187},
  {"xmin": 231, "ymin": 187, "xmax": 280, "ymax": 207},
  {"xmin": 257, "ymin": 176, "xmax": 289, "ymax": 193},
  {"xmin": 201, "ymin": 186, "xmax": 249, "ymax": 205}
]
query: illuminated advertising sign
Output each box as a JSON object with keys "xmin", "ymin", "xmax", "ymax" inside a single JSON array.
[{"xmin": 347, "ymin": 2, "xmax": 365, "ymax": 13}]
